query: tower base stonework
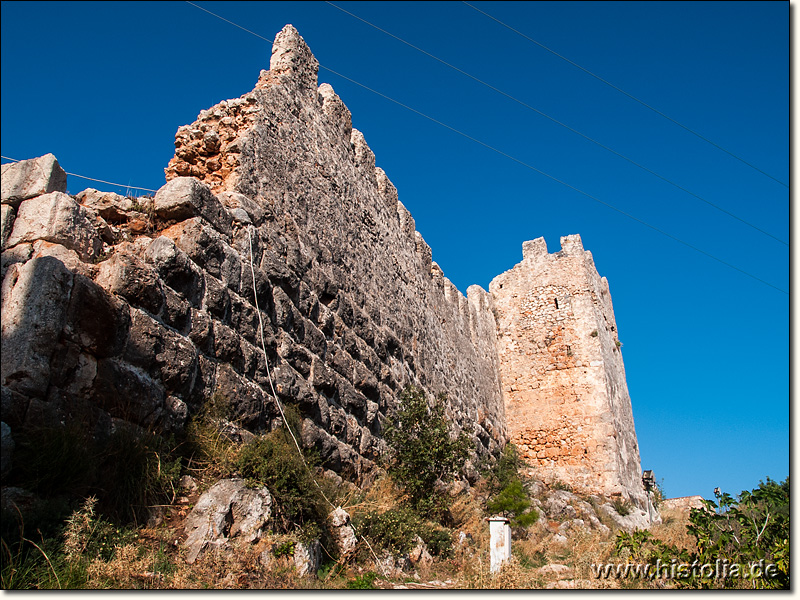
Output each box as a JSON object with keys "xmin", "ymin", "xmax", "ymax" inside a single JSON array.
[{"xmin": 490, "ymin": 235, "xmax": 648, "ymax": 509}]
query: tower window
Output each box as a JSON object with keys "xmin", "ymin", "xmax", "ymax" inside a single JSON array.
[{"xmin": 554, "ymin": 298, "xmax": 559, "ymax": 309}]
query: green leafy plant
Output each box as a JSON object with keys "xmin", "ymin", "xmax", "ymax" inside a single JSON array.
[
  {"xmin": 687, "ymin": 477, "xmax": 789, "ymax": 589},
  {"xmin": 357, "ymin": 508, "xmax": 421, "ymax": 556},
  {"xmin": 551, "ymin": 480, "xmax": 573, "ymax": 492},
  {"xmin": 383, "ymin": 386, "xmax": 472, "ymax": 520},
  {"xmin": 615, "ymin": 477, "xmax": 790, "ymax": 589},
  {"xmin": 347, "ymin": 571, "xmax": 378, "ymax": 589}
]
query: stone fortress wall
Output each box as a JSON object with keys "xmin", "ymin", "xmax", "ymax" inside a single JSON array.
[{"xmin": 1, "ymin": 25, "xmax": 650, "ymax": 509}]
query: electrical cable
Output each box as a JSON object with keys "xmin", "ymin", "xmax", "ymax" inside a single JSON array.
[
  {"xmin": 246, "ymin": 225, "xmax": 389, "ymax": 578},
  {"xmin": 0, "ymin": 155, "xmax": 158, "ymax": 193},
  {"xmin": 324, "ymin": 1, "xmax": 786, "ymax": 246},
  {"xmin": 183, "ymin": 2, "xmax": 787, "ymax": 295},
  {"xmin": 462, "ymin": 1, "xmax": 789, "ymax": 189}
]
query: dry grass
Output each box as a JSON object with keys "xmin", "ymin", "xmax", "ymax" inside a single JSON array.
[{"xmin": 650, "ymin": 506, "xmax": 696, "ymax": 551}]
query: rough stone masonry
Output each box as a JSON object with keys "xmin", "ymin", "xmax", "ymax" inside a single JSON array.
[{"xmin": 0, "ymin": 25, "xmax": 651, "ymax": 512}]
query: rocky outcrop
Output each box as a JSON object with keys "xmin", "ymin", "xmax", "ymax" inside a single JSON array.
[{"xmin": 183, "ymin": 478, "xmax": 273, "ymax": 564}]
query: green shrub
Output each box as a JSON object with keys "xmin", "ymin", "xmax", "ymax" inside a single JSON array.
[
  {"xmin": 486, "ymin": 443, "xmax": 526, "ymax": 495},
  {"xmin": 551, "ymin": 480, "xmax": 573, "ymax": 492},
  {"xmin": 383, "ymin": 386, "xmax": 472, "ymax": 520},
  {"xmin": 484, "ymin": 444, "xmax": 537, "ymax": 529},
  {"xmin": 487, "ymin": 480, "xmax": 538, "ymax": 528},
  {"xmin": 687, "ymin": 477, "xmax": 789, "ymax": 589},
  {"xmin": 358, "ymin": 508, "xmax": 421, "ymax": 555},
  {"xmin": 235, "ymin": 429, "xmax": 325, "ymax": 533},
  {"xmin": 616, "ymin": 477, "xmax": 790, "ymax": 589},
  {"xmin": 420, "ymin": 527, "xmax": 453, "ymax": 558}
]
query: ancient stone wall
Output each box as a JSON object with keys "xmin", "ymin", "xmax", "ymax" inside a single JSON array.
[
  {"xmin": 1, "ymin": 25, "xmax": 651, "ymax": 508},
  {"xmin": 0, "ymin": 26, "xmax": 506, "ymax": 484},
  {"xmin": 490, "ymin": 235, "xmax": 647, "ymax": 508}
]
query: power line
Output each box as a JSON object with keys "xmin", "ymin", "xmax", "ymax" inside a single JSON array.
[
  {"xmin": 325, "ymin": 1, "xmax": 786, "ymax": 247},
  {"xmin": 185, "ymin": 3, "xmax": 785, "ymax": 294},
  {"xmin": 1, "ymin": 155, "xmax": 158, "ymax": 193},
  {"xmin": 462, "ymin": 1, "xmax": 789, "ymax": 189}
]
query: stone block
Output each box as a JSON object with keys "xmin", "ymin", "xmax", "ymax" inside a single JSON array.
[
  {"xmin": 64, "ymin": 273, "xmax": 130, "ymax": 357},
  {"xmin": 1, "ymin": 205, "xmax": 15, "ymax": 251},
  {"xmin": 96, "ymin": 252, "xmax": 165, "ymax": 317},
  {"xmin": 154, "ymin": 177, "xmax": 232, "ymax": 235},
  {"xmin": 1, "ymin": 257, "xmax": 73, "ymax": 397},
  {"xmin": 75, "ymin": 188, "xmax": 135, "ymax": 223},
  {"xmin": 91, "ymin": 357, "xmax": 165, "ymax": 426},
  {"xmin": 1, "ymin": 154, "xmax": 67, "ymax": 206},
  {"xmin": 144, "ymin": 236, "xmax": 205, "ymax": 307},
  {"xmin": 123, "ymin": 308, "xmax": 198, "ymax": 398},
  {"xmin": 5, "ymin": 192, "xmax": 103, "ymax": 260}
]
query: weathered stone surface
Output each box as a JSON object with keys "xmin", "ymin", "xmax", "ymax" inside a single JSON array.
[
  {"xmin": 90, "ymin": 358, "xmax": 165, "ymax": 426},
  {"xmin": 293, "ymin": 539, "xmax": 321, "ymax": 576},
  {"xmin": 64, "ymin": 273, "xmax": 130, "ymax": 357},
  {"xmin": 75, "ymin": 188, "xmax": 136, "ymax": 222},
  {"xmin": 268, "ymin": 24, "xmax": 319, "ymax": 91},
  {"xmin": 144, "ymin": 236, "xmax": 205, "ymax": 307},
  {"xmin": 491, "ymin": 235, "xmax": 650, "ymax": 510},
  {"xmin": 1, "ymin": 257, "xmax": 73, "ymax": 397},
  {"xmin": 123, "ymin": 308, "xmax": 198, "ymax": 398},
  {"xmin": 1, "ymin": 204, "xmax": 15, "ymax": 251},
  {"xmin": 1, "ymin": 154, "xmax": 67, "ymax": 206},
  {"xmin": 96, "ymin": 253, "xmax": 165, "ymax": 316},
  {"xmin": 329, "ymin": 507, "xmax": 358, "ymax": 558},
  {"xmin": 660, "ymin": 495, "xmax": 707, "ymax": 513},
  {"xmin": 1, "ymin": 243, "xmax": 33, "ymax": 280},
  {"xmin": 29, "ymin": 240, "xmax": 94, "ymax": 278},
  {"xmin": 154, "ymin": 177, "xmax": 232, "ymax": 235},
  {"xmin": 5, "ymin": 192, "xmax": 102, "ymax": 260},
  {"xmin": 183, "ymin": 478, "xmax": 272, "ymax": 564}
]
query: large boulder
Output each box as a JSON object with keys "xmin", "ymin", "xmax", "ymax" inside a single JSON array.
[
  {"xmin": 183, "ymin": 478, "xmax": 272, "ymax": 564},
  {"xmin": 4, "ymin": 192, "xmax": 103, "ymax": 261},
  {"xmin": 1, "ymin": 154, "xmax": 67, "ymax": 207}
]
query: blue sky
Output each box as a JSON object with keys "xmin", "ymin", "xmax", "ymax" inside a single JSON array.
[{"xmin": 1, "ymin": 1, "xmax": 788, "ymax": 500}]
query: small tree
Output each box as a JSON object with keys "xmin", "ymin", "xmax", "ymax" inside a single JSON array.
[
  {"xmin": 485, "ymin": 444, "xmax": 538, "ymax": 528},
  {"xmin": 383, "ymin": 386, "xmax": 472, "ymax": 520}
]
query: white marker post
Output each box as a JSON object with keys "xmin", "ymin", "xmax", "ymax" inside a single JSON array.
[{"xmin": 488, "ymin": 516, "xmax": 511, "ymax": 574}]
